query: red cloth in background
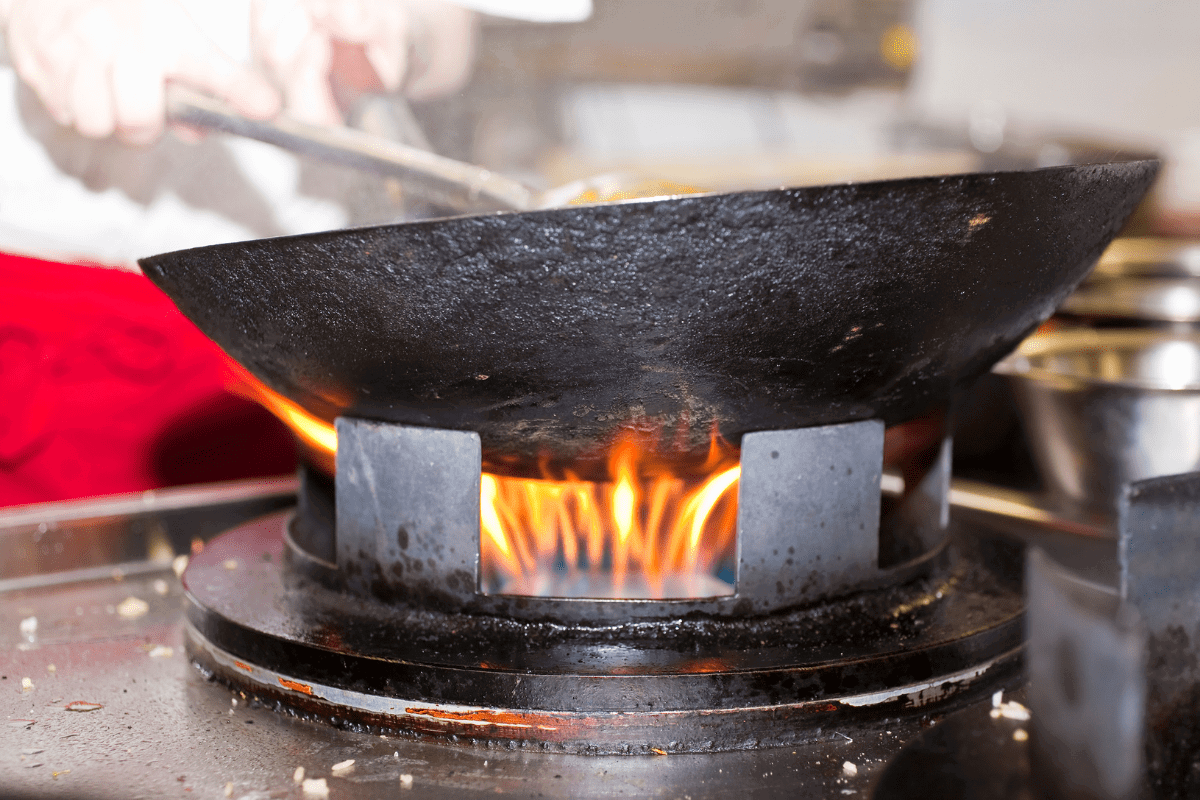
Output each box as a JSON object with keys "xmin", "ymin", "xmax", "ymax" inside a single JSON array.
[{"xmin": 0, "ymin": 253, "xmax": 295, "ymax": 507}]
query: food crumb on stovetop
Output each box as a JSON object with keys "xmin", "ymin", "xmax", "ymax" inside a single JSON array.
[
  {"xmin": 293, "ymin": 766, "xmax": 305, "ymax": 783},
  {"xmin": 301, "ymin": 777, "xmax": 329, "ymax": 798},
  {"xmin": 331, "ymin": 758, "xmax": 355, "ymax": 775},
  {"xmin": 400, "ymin": 773, "xmax": 413, "ymax": 789},
  {"xmin": 989, "ymin": 691, "xmax": 1031, "ymax": 722},
  {"xmin": 842, "ymin": 761, "xmax": 858, "ymax": 776},
  {"xmin": 64, "ymin": 701, "xmax": 103, "ymax": 712},
  {"xmin": 223, "ymin": 781, "xmax": 233, "ymax": 797},
  {"xmin": 116, "ymin": 597, "xmax": 149, "ymax": 619}
]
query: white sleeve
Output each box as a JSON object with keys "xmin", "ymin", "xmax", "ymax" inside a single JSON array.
[{"xmin": 447, "ymin": 0, "xmax": 591, "ymax": 23}]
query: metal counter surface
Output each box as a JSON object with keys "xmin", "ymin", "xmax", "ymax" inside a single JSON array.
[
  {"xmin": 1, "ymin": 473, "xmax": 1089, "ymax": 798},
  {"xmin": 0, "ymin": 482, "xmax": 933, "ymax": 799}
]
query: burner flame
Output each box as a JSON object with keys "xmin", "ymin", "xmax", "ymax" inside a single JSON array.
[
  {"xmin": 227, "ymin": 363, "xmax": 741, "ymax": 600},
  {"xmin": 480, "ymin": 429, "xmax": 740, "ymax": 599}
]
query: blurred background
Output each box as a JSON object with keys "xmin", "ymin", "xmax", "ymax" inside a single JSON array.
[
  {"xmin": 7, "ymin": 0, "xmax": 1199, "ymax": 261},
  {"xmin": 4, "ymin": 0, "xmax": 1200, "ymax": 510},
  {"xmin": 375, "ymin": 0, "xmax": 1196, "ymax": 230}
]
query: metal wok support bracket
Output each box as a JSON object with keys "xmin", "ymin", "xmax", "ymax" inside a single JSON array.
[
  {"xmin": 327, "ymin": 417, "xmax": 949, "ymax": 622},
  {"xmin": 335, "ymin": 418, "xmax": 482, "ymax": 609},
  {"xmin": 735, "ymin": 422, "xmax": 883, "ymax": 611},
  {"xmin": 1026, "ymin": 549, "xmax": 1145, "ymax": 800},
  {"xmin": 1026, "ymin": 470, "xmax": 1200, "ymax": 800}
]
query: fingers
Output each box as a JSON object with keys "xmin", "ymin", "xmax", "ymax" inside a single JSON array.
[
  {"xmin": 7, "ymin": 0, "xmax": 475, "ymax": 145},
  {"xmin": 170, "ymin": 30, "xmax": 282, "ymax": 121},
  {"xmin": 309, "ymin": 0, "xmax": 409, "ymax": 92},
  {"xmin": 6, "ymin": 0, "xmax": 81, "ymax": 127},
  {"xmin": 67, "ymin": 56, "xmax": 115, "ymax": 138},
  {"xmin": 365, "ymin": 39, "xmax": 407, "ymax": 92},
  {"xmin": 274, "ymin": 0, "xmax": 475, "ymax": 103},
  {"xmin": 181, "ymin": 61, "xmax": 281, "ymax": 121},
  {"xmin": 276, "ymin": 30, "xmax": 342, "ymax": 125},
  {"xmin": 402, "ymin": 0, "xmax": 476, "ymax": 100},
  {"xmin": 111, "ymin": 51, "xmax": 163, "ymax": 144},
  {"xmin": 6, "ymin": 0, "xmax": 283, "ymax": 143},
  {"xmin": 251, "ymin": 0, "xmax": 340, "ymax": 125}
]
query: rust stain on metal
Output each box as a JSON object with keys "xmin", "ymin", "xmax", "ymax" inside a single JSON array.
[
  {"xmin": 278, "ymin": 678, "xmax": 313, "ymax": 695},
  {"xmin": 404, "ymin": 707, "xmax": 558, "ymax": 731},
  {"xmin": 64, "ymin": 701, "xmax": 104, "ymax": 712},
  {"xmin": 890, "ymin": 576, "xmax": 959, "ymax": 618},
  {"xmin": 234, "ymin": 661, "xmax": 254, "ymax": 673},
  {"xmin": 675, "ymin": 657, "xmax": 730, "ymax": 674}
]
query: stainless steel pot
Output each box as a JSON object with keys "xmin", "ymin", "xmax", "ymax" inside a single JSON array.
[
  {"xmin": 994, "ymin": 328, "xmax": 1200, "ymax": 512},
  {"xmin": 1091, "ymin": 237, "xmax": 1200, "ymax": 280},
  {"xmin": 1059, "ymin": 278, "xmax": 1200, "ymax": 327}
]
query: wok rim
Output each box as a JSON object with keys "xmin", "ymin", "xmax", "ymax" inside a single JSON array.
[{"xmin": 138, "ymin": 159, "xmax": 1160, "ymax": 269}]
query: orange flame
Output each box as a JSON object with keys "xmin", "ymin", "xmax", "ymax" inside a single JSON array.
[
  {"xmin": 225, "ymin": 364, "xmax": 741, "ymax": 599},
  {"xmin": 481, "ymin": 430, "xmax": 740, "ymax": 599},
  {"xmin": 222, "ymin": 360, "xmax": 338, "ymax": 475}
]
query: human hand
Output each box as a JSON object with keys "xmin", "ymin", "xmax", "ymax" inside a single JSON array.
[
  {"xmin": 251, "ymin": 0, "xmax": 476, "ymax": 126},
  {"xmin": 3, "ymin": 0, "xmax": 281, "ymax": 144}
]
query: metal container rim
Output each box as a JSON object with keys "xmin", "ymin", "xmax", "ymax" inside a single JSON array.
[{"xmin": 993, "ymin": 328, "xmax": 1200, "ymax": 392}]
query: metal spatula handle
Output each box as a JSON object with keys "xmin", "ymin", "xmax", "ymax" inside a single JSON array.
[{"xmin": 165, "ymin": 83, "xmax": 534, "ymax": 213}]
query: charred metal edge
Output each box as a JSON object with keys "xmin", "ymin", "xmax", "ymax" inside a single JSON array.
[
  {"xmin": 184, "ymin": 588, "xmax": 1019, "ymax": 712},
  {"xmin": 870, "ymin": 691, "xmax": 1036, "ymax": 799},
  {"xmin": 184, "ymin": 512, "xmax": 1023, "ymax": 712},
  {"xmin": 185, "ymin": 623, "xmax": 1023, "ymax": 754},
  {"xmin": 284, "ymin": 509, "xmax": 952, "ymax": 624}
]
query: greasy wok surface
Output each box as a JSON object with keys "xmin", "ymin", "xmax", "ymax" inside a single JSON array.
[{"xmin": 141, "ymin": 161, "xmax": 1156, "ymax": 468}]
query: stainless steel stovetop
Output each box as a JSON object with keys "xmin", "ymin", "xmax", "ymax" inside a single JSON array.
[{"xmin": 0, "ymin": 476, "xmax": 1105, "ymax": 799}]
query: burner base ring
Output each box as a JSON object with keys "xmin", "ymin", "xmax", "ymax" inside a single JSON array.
[
  {"xmin": 183, "ymin": 510, "xmax": 1025, "ymax": 753},
  {"xmin": 187, "ymin": 624, "xmax": 1022, "ymax": 754}
]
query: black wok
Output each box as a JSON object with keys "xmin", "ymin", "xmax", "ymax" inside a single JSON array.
[{"xmin": 140, "ymin": 161, "xmax": 1157, "ymax": 470}]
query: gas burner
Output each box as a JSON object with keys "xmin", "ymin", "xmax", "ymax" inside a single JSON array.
[
  {"xmin": 184, "ymin": 418, "xmax": 1024, "ymax": 754},
  {"xmin": 115, "ymin": 161, "xmax": 1154, "ymax": 784}
]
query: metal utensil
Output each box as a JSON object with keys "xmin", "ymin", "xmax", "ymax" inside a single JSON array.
[
  {"xmin": 165, "ymin": 84, "xmax": 633, "ymax": 214},
  {"xmin": 995, "ymin": 328, "xmax": 1200, "ymax": 513}
]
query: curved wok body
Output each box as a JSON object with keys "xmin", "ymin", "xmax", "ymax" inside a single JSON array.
[{"xmin": 141, "ymin": 162, "xmax": 1157, "ymax": 467}]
